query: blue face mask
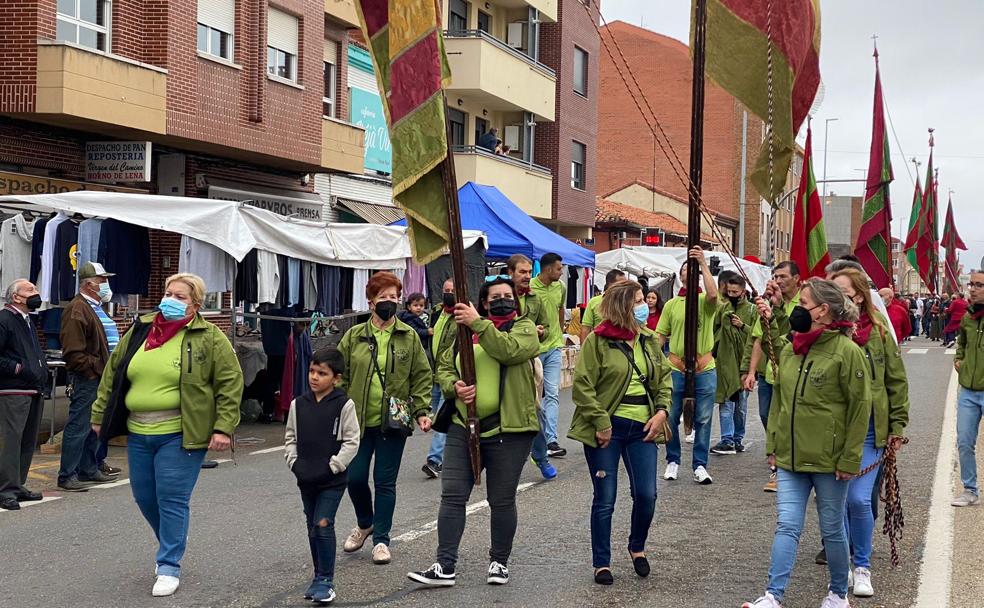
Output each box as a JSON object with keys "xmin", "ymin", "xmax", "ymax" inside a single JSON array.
[
  {"xmin": 97, "ymin": 282, "xmax": 113, "ymax": 303},
  {"xmin": 159, "ymin": 297, "xmax": 188, "ymax": 321},
  {"xmin": 634, "ymin": 303, "xmax": 650, "ymax": 324}
]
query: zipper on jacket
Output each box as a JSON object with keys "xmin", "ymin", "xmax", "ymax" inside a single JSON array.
[
  {"xmin": 864, "ymin": 348, "xmax": 876, "ymax": 378},
  {"xmin": 799, "ymin": 361, "xmax": 813, "ymax": 398},
  {"xmin": 186, "ymin": 343, "xmax": 193, "ymax": 373},
  {"xmin": 789, "ymin": 358, "xmax": 808, "ymax": 470}
]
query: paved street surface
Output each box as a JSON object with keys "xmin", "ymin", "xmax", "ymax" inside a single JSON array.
[{"xmin": 0, "ymin": 341, "xmax": 967, "ymax": 607}]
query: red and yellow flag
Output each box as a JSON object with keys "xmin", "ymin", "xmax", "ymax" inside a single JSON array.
[
  {"xmin": 699, "ymin": 0, "xmax": 821, "ymax": 202},
  {"xmin": 355, "ymin": 0, "xmax": 453, "ymax": 263},
  {"xmin": 790, "ymin": 124, "xmax": 830, "ymax": 279}
]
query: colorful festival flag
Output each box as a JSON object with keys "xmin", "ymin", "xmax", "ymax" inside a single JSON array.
[
  {"xmin": 700, "ymin": 0, "xmax": 822, "ymax": 202},
  {"xmin": 942, "ymin": 195, "xmax": 967, "ymax": 294},
  {"xmin": 905, "ymin": 135, "xmax": 940, "ymax": 293},
  {"xmin": 354, "ymin": 0, "xmax": 453, "ymax": 263},
  {"xmin": 790, "ymin": 124, "xmax": 830, "ymax": 279},
  {"xmin": 904, "ymin": 175, "xmax": 922, "ymax": 274},
  {"xmin": 854, "ymin": 48, "xmax": 894, "ymax": 289}
]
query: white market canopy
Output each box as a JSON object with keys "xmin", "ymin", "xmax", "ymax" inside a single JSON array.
[
  {"xmin": 0, "ymin": 191, "xmax": 486, "ymax": 270},
  {"xmin": 595, "ymin": 246, "xmax": 772, "ymax": 294}
]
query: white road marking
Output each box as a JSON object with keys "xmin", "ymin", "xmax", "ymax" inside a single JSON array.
[
  {"xmin": 249, "ymin": 446, "xmax": 283, "ymax": 456},
  {"xmin": 914, "ymin": 369, "xmax": 960, "ymax": 608},
  {"xmin": 213, "ymin": 458, "xmax": 233, "ymax": 464},
  {"xmin": 392, "ymin": 481, "xmax": 539, "ymax": 544},
  {"xmin": 90, "ymin": 479, "xmax": 131, "ymax": 490},
  {"xmin": 0, "ymin": 496, "xmax": 62, "ymax": 512},
  {"xmin": 946, "ymin": 349, "xmax": 957, "ymax": 355},
  {"xmin": 908, "ymin": 348, "xmax": 929, "ymax": 354}
]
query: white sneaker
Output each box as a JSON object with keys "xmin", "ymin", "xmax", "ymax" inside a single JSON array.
[
  {"xmin": 663, "ymin": 462, "xmax": 679, "ymax": 481},
  {"xmin": 847, "ymin": 568, "xmax": 853, "ymax": 588},
  {"xmin": 371, "ymin": 542, "xmax": 392, "ymax": 565},
  {"xmin": 693, "ymin": 465, "xmax": 713, "ymax": 485},
  {"xmin": 951, "ymin": 491, "xmax": 979, "ymax": 507},
  {"xmin": 741, "ymin": 592, "xmax": 783, "ymax": 608},
  {"xmin": 819, "ymin": 590, "xmax": 850, "ymax": 608},
  {"xmin": 152, "ymin": 575, "xmax": 180, "ymax": 597},
  {"xmin": 685, "ymin": 430, "xmax": 695, "ymax": 443},
  {"xmin": 343, "ymin": 526, "xmax": 373, "ymax": 552},
  {"xmin": 852, "ymin": 567, "xmax": 873, "ymax": 597}
]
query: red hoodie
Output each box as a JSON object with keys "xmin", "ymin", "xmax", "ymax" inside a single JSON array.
[{"xmin": 886, "ymin": 300, "xmax": 911, "ymax": 343}]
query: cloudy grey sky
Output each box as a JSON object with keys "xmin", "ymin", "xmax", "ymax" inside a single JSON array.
[{"xmin": 601, "ymin": 0, "xmax": 984, "ymax": 277}]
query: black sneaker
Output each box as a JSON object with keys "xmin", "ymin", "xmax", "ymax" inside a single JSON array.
[
  {"xmin": 58, "ymin": 479, "xmax": 90, "ymax": 492},
  {"xmin": 99, "ymin": 463, "xmax": 122, "ymax": 476},
  {"xmin": 407, "ymin": 563, "xmax": 456, "ymax": 587},
  {"xmin": 422, "ymin": 460, "xmax": 442, "ymax": 479},
  {"xmin": 547, "ymin": 442, "xmax": 567, "ymax": 458},
  {"xmin": 815, "ymin": 548, "xmax": 827, "ymax": 565},
  {"xmin": 710, "ymin": 441, "xmax": 737, "ymax": 455},
  {"xmin": 487, "ymin": 561, "xmax": 509, "ymax": 585},
  {"xmin": 734, "ymin": 441, "xmax": 746, "ymax": 453}
]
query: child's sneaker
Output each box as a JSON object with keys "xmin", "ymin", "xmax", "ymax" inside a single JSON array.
[{"xmin": 311, "ymin": 580, "xmax": 336, "ymax": 604}]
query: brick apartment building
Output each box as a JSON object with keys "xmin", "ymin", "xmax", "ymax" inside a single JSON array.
[
  {"xmin": 0, "ymin": 0, "xmax": 365, "ymax": 304},
  {"xmin": 597, "ymin": 21, "xmax": 797, "ymax": 261}
]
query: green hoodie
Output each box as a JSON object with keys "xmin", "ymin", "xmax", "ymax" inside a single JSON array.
[
  {"xmin": 568, "ymin": 326, "xmax": 672, "ymax": 448},
  {"xmin": 337, "ymin": 317, "xmax": 432, "ymax": 435},
  {"xmin": 436, "ymin": 315, "xmax": 541, "ymax": 434},
  {"xmin": 91, "ymin": 313, "xmax": 243, "ymax": 450},
  {"xmin": 858, "ymin": 313, "xmax": 910, "ymax": 446},
  {"xmin": 956, "ymin": 309, "xmax": 984, "ymax": 391},
  {"xmin": 764, "ymin": 322, "xmax": 872, "ymax": 475},
  {"xmin": 715, "ymin": 298, "xmax": 757, "ymax": 402}
]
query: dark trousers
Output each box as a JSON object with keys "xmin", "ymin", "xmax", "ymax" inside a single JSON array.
[
  {"xmin": 347, "ymin": 426, "xmax": 407, "ymax": 546},
  {"xmin": 0, "ymin": 393, "xmax": 43, "ymax": 499},
  {"xmin": 58, "ymin": 376, "xmax": 101, "ymax": 484},
  {"xmin": 300, "ymin": 487, "xmax": 345, "ymax": 582},
  {"xmin": 437, "ymin": 425, "xmax": 535, "ymax": 569}
]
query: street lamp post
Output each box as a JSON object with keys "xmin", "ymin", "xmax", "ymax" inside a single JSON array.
[{"xmin": 822, "ymin": 117, "xmax": 839, "ymax": 201}]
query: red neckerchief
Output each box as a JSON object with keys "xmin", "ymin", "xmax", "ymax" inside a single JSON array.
[
  {"xmin": 474, "ymin": 311, "xmax": 518, "ymax": 343},
  {"xmin": 792, "ymin": 327, "xmax": 825, "ymax": 355},
  {"xmin": 853, "ymin": 313, "xmax": 873, "ymax": 346},
  {"xmin": 594, "ymin": 320, "xmax": 637, "ymax": 341},
  {"xmin": 146, "ymin": 313, "xmax": 193, "ymax": 351},
  {"xmin": 677, "ymin": 287, "xmax": 704, "ymax": 297},
  {"xmin": 517, "ymin": 286, "xmax": 531, "ymax": 296},
  {"xmin": 972, "ymin": 304, "xmax": 984, "ymax": 320},
  {"xmin": 442, "ymin": 305, "xmax": 454, "ymax": 314}
]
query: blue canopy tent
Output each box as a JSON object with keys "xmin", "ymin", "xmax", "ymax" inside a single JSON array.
[{"xmin": 392, "ymin": 182, "xmax": 595, "ymax": 267}]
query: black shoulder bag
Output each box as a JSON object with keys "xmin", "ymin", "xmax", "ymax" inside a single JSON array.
[
  {"xmin": 610, "ymin": 339, "xmax": 672, "ymax": 444},
  {"xmin": 366, "ymin": 330, "xmax": 413, "ymax": 437}
]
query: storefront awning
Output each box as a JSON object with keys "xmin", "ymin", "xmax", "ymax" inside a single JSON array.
[{"xmin": 335, "ymin": 198, "xmax": 405, "ymax": 225}]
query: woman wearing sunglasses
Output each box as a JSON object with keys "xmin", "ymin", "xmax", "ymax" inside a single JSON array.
[{"xmin": 408, "ymin": 275, "xmax": 540, "ymax": 589}]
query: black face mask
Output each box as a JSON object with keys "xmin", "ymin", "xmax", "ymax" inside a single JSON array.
[
  {"xmin": 442, "ymin": 292, "xmax": 456, "ymax": 308},
  {"xmin": 374, "ymin": 300, "xmax": 397, "ymax": 322},
  {"xmin": 488, "ymin": 298, "xmax": 517, "ymax": 317},
  {"xmin": 25, "ymin": 294, "xmax": 42, "ymax": 311},
  {"xmin": 789, "ymin": 305, "xmax": 814, "ymax": 333},
  {"xmin": 727, "ymin": 295, "xmax": 742, "ymax": 307}
]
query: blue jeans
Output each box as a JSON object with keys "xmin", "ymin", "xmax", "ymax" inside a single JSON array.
[
  {"xmin": 427, "ymin": 384, "xmax": 447, "ymax": 465},
  {"xmin": 128, "ymin": 433, "xmax": 207, "ymax": 578},
  {"xmin": 347, "ymin": 426, "xmax": 407, "ymax": 546},
  {"xmin": 767, "ymin": 468, "xmax": 851, "ymax": 601},
  {"xmin": 719, "ymin": 390, "xmax": 748, "ymax": 444},
  {"xmin": 957, "ymin": 387, "xmax": 984, "ymax": 495},
  {"xmin": 845, "ymin": 423, "xmax": 883, "ymax": 569},
  {"xmin": 666, "ymin": 369, "xmax": 717, "ymax": 470},
  {"xmin": 757, "ymin": 375, "xmax": 774, "ymax": 429},
  {"xmin": 583, "ymin": 415, "xmax": 658, "ymax": 568},
  {"xmin": 58, "ymin": 376, "xmax": 101, "ymax": 484},
  {"xmin": 300, "ymin": 487, "xmax": 345, "ymax": 581},
  {"xmin": 532, "ymin": 348, "xmax": 562, "ymax": 464}
]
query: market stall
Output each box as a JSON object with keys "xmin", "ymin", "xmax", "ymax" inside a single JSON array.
[{"xmin": 594, "ymin": 246, "xmax": 773, "ymax": 295}]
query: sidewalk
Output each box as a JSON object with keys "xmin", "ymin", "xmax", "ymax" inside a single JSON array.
[{"xmin": 950, "ymin": 428, "xmax": 984, "ymax": 608}]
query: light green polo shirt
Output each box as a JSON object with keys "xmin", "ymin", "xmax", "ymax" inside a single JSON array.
[
  {"xmin": 530, "ymin": 276, "xmax": 566, "ymax": 353},
  {"xmin": 581, "ymin": 294, "xmax": 604, "ymax": 331},
  {"xmin": 616, "ymin": 339, "xmax": 651, "ymax": 424},
  {"xmin": 365, "ymin": 321, "xmax": 394, "ymax": 429},
  {"xmin": 655, "ymin": 294, "xmax": 719, "ymax": 371},
  {"xmin": 125, "ymin": 330, "xmax": 185, "ymax": 435}
]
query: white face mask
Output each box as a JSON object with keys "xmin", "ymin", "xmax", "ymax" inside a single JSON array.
[{"xmin": 97, "ymin": 282, "xmax": 113, "ymax": 303}]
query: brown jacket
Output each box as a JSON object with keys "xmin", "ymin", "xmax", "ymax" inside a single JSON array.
[{"xmin": 60, "ymin": 295, "xmax": 111, "ymax": 379}]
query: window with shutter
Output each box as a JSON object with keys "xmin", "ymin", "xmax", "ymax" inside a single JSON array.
[
  {"xmin": 267, "ymin": 7, "xmax": 299, "ymax": 81},
  {"xmin": 197, "ymin": 0, "xmax": 235, "ymax": 60}
]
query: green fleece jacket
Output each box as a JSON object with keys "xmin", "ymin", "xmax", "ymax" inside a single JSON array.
[
  {"xmin": 436, "ymin": 315, "xmax": 541, "ymax": 434},
  {"xmin": 858, "ymin": 313, "xmax": 910, "ymax": 446},
  {"xmin": 568, "ymin": 327, "xmax": 672, "ymax": 448},
  {"xmin": 956, "ymin": 309, "xmax": 984, "ymax": 391},
  {"xmin": 715, "ymin": 298, "xmax": 757, "ymax": 402},
  {"xmin": 764, "ymin": 321, "xmax": 872, "ymax": 475}
]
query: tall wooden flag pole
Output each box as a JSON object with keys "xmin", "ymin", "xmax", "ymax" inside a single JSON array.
[{"xmin": 683, "ymin": 0, "xmax": 708, "ymax": 432}]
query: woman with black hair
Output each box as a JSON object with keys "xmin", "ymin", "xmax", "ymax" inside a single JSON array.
[{"xmin": 408, "ymin": 276, "xmax": 540, "ymax": 589}]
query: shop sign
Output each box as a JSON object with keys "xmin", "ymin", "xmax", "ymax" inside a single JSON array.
[
  {"xmin": 350, "ymin": 87, "xmax": 392, "ymax": 174},
  {"xmin": 0, "ymin": 171, "xmax": 145, "ymax": 195},
  {"xmin": 85, "ymin": 141, "xmax": 153, "ymax": 182},
  {"xmin": 209, "ymin": 184, "xmax": 324, "ymax": 222}
]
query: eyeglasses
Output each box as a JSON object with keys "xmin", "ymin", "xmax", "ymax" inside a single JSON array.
[
  {"xmin": 969, "ymin": 282, "xmax": 984, "ymax": 289},
  {"xmin": 485, "ymin": 274, "xmax": 510, "ymax": 282}
]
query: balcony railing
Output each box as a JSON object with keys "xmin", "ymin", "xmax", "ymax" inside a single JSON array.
[
  {"xmin": 444, "ymin": 29, "xmax": 555, "ymax": 78},
  {"xmin": 452, "ymin": 144, "xmax": 551, "ymax": 175}
]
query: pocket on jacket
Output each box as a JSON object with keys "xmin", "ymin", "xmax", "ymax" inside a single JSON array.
[{"xmin": 292, "ymin": 458, "xmax": 336, "ymax": 486}]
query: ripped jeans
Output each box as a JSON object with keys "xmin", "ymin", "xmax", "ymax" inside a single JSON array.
[
  {"xmin": 300, "ymin": 487, "xmax": 345, "ymax": 582},
  {"xmin": 583, "ymin": 415, "xmax": 659, "ymax": 568}
]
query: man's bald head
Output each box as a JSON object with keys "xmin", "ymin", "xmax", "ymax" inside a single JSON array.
[{"xmin": 878, "ymin": 287, "xmax": 894, "ymax": 307}]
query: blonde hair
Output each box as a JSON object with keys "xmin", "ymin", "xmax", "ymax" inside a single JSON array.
[
  {"xmin": 803, "ymin": 278, "xmax": 858, "ymax": 335},
  {"xmin": 830, "ymin": 268, "xmax": 887, "ymax": 338},
  {"xmin": 598, "ymin": 281, "xmax": 643, "ymax": 330},
  {"xmin": 164, "ymin": 273, "xmax": 206, "ymax": 307}
]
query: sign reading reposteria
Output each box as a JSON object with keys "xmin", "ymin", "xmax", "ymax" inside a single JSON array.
[{"xmin": 86, "ymin": 141, "xmax": 152, "ymax": 182}]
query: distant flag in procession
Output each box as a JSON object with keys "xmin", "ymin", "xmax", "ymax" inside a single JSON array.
[
  {"xmin": 790, "ymin": 123, "xmax": 831, "ymax": 279},
  {"xmin": 905, "ymin": 132, "xmax": 940, "ymax": 293},
  {"xmin": 854, "ymin": 45, "xmax": 894, "ymax": 289},
  {"xmin": 353, "ymin": 0, "xmax": 453, "ymax": 264},
  {"xmin": 904, "ymin": 173, "xmax": 923, "ymax": 275},
  {"xmin": 700, "ymin": 0, "xmax": 822, "ymax": 202},
  {"xmin": 942, "ymin": 194, "xmax": 967, "ymax": 294}
]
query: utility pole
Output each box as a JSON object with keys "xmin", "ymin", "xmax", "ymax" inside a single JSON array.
[
  {"xmin": 822, "ymin": 117, "xmax": 838, "ymax": 201},
  {"xmin": 738, "ymin": 110, "xmax": 748, "ymax": 257}
]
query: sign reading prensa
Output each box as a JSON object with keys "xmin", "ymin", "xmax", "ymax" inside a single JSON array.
[{"xmin": 86, "ymin": 141, "xmax": 152, "ymax": 183}]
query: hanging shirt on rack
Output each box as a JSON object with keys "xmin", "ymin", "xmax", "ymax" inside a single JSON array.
[
  {"xmin": 0, "ymin": 214, "xmax": 37, "ymax": 293},
  {"xmin": 98, "ymin": 218, "xmax": 151, "ymax": 296},
  {"xmin": 302, "ymin": 261, "xmax": 318, "ymax": 311},
  {"xmin": 39, "ymin": 212, "xmax": 68, "ymax": 303},
  {"xmin": 403, "ymin": 258, "xmax": 427, "ymax": 297},
  {"xmin": 287, "ymin": 258, "xmax": 301, "ymax": 307},
  {"xmin": 53, "ymin": 218, "xmax": 80, "ymax": 303},
  {"xmin": 566, "ymin": 266, "xmax": 579, "ymax": 309},
  {"xmin": 29, "ymin": 216, "xmax": 49, "ymax": 284},
  {"xmin": 179, "ymin": 235, "xmax": 234, "ymax": 293},
  {"xmin": 235, "ymin": 249, "xmax": 259, "ymax": 305},
  {"xmin": 77, "ymin": 218, "xmax": 104, "ymax": 270},
  {"xmin": 276, "ymin": 255, "xmax": 290, "ymax": 307},
  {"xmin": 256, "ymin": 250, "xmax": 280, "ymax": 305},
  {"xmin": 351, "ymin": 268, "xmax": 370, "ymax": 312},
  {"xmin": 339, "ymin": 267, "xmax": 354, "ymax": 314},
  {"xmin": 316, "ymin": 265, "xmax": 340, "ymax": 316}
]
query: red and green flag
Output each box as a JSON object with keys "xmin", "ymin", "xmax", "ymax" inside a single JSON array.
[
  {"xmin": 790, "ymin": 124, "xmax": 830, "ymax": 278},
  {"xmin": 354, "ymin": 0, "xmax": 453, "ymax": 263},
  {"xmin": 854, "ymin": 48, "xmax": 894, "ymax": 289},
  {"xmin": 942, "ymin": 194, "xmax": 967, "ymax": 294},
  {"xmin": 904, "ymin": 175, "xmax": 922, "ymax": 274},
  {"xmin": 905, "ymin": 135, "xmax": 940, "ymax": 293},
  {"xmin": 699, "ymin": 0, "xmax": 822, "ymax": 202}
]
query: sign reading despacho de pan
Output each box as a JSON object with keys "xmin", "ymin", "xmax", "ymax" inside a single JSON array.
[
  {"xmin": 86, "ymin": 141, "xmax": 153, "ymax": 183},
  {"xmin": 0, "ymin": 171, "xmax": 146, "ymax": 195}
]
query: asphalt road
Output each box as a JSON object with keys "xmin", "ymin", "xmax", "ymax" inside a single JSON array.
[{"xmin": 0, "ymin": 340, "xmax": 956, "ymax": 608}]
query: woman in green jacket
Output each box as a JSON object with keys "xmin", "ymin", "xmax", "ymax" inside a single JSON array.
[
  {"xmin": 91, "ymin": 273, "xmax": 243, "ymax": 598},
  {"xmin": 568, "ymin": 280, "xmax": 672, "ymax": 586},
  {"xmin": 408, "ymin": 276, "xmax": 540, "ymax": 589},
  {"xmin": 830, "ymin": 268, "xmax": 909, "ymax": 598},
  {"xmin": 742, "ymin": 279, "xmax": 872, "ymax": 608},
  {"xmin": 337, "ymin": 271, "xmax": 432, "ymax": 566}
]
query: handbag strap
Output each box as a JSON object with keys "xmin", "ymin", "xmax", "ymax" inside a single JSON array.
[
  {"xmin": 363, "ymin": 324, "xmax": 386, "ymax": 393},
  {"xmin": 611, "ymin": 339, "xmax": 656, "ymax": 409}
]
